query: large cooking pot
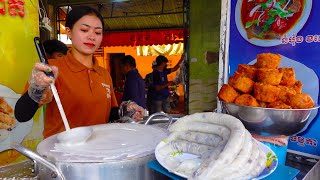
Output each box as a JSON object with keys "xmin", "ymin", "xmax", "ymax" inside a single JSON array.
[{"xmin": 11, "ymin": 123, "xmax": 168, "ymax": 180}]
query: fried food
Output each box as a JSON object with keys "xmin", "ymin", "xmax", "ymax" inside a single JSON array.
[
  {"xmin": 237, "ymin": 64, "xmax": 257, "ymax": 80},
  {"xmin": 0, "ymin": 97, "xmax": 16, "ymax": 130},
  {"xmin": 256, "ymin": 68, "xmax": 283, "ymax": 85},
  {"xmin": 228, "ymin": 75, "xmax": 235, "ymax": 86},
  {"xmin": 0, "ymin": 97, "xmax": 13, "ymax": 116},
  {"xmin": 288, "ymin": 94, "xmax": 315, "ymax": 109},
  {"xmin": 267, "ymin": 101, "xmax": 292, "ymax": 109},
  {"xmin": 258, "ymin": 101, "xmax": 269, "ymax": 108},
  {"xmin": 0, "ymin": 111, "xmax": 16, "ymax": 129},
  {"xmin": 234, "ymin": 94, "xmax": 260, "ymax": 107},
  {"xmin": 218, "ymin": 84, "xmax": 240, "ymax": 103},
  {"xmin": 277, "ymin": 85, "xmax": 297, "ymax": 103},
  {"xmin": 255, "ymin": 53, "xmax": 281, "ymax": 69},
  {"xmin": 279, "ymin": 68, "xmax": 296, "ymax": 86},
  {"xmin": 253, "ymin": 83, "xmax": 281, "ymax": 103},
  {"xmin": 229, "ymin": 72, "xmax": 254, "ymax": 94},
  {"xmin": 217, "ymin": 52, "xmax": 315, "ymax": 109},
  {"xmin": 293, "ymin": 80, "xmax": 303, "ymax": 94}
]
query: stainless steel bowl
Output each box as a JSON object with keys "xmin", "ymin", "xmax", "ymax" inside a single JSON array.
[{"xmin": 220, "ymin": 101, "xmax": 320, "ymax": 136}]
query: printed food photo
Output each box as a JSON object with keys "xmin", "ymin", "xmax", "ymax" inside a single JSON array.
[
  {"xmin": 218, "ymin": 53, "xmax": 315, "ymax": 109},
  {"xmin": 0, "ymin": 85, "xmax": 33, "ymax": 152},
  {"xmin": 235, "ymin": 0, "xmax": 312, "ymax": 46}
]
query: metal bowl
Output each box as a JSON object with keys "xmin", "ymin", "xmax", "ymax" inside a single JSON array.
[{"xmin": 220, "ymin": 101, "xmax": 320, "ymax": 136}]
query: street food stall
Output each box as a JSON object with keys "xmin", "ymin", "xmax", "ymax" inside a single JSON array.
[{"xmin": 1, "ymin": 0, "xmax": 320, "ymax": 180}]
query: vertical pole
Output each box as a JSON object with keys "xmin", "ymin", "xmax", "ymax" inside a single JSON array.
[
  {"xmin": 184, "ymin": 0, "xmax": 190, "ymax": 114},
  {"xmin": 217, "ymin": 0, "xmax": 231, "ymax": 112}
]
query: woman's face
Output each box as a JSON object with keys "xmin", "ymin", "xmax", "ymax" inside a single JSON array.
[{"xmin": 66, "ymin": 15, "xmax": 103, "ymax": 56}]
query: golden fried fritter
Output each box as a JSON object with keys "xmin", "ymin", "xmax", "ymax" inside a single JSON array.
[
  {"xmin": 279, "ymin": 68, "xmax": 296, "ymax": 86},
  {"xmin": 288, "ymin": 94, "xmax": 314, "ymax": 109},
  {"xmin": 229, "ymin": 72, "xmax": 254, "ymax": 94},
  {"xmin": 255, "ymin": 53, "xmax": 281, "ymax": 69},
  {"xmin": 218, "ymin": 84, "xmax": 240, "ymax": 103},
  {"xmin": 234, "ymin": 94, "xmax": 260, "ymax": 107},
  {"xmin": 237, "ymin": 64, "xmax": 257, "ymax": 80},
  {"xmin": 277, "ymin": 85, "xmax": 297, "ymax": 103},
  {"xmin": 267, "ymin": 100, "xmax": 292, "ymax": 109},
  {"xmin": 256, "ymin": 68, "xmax": 283, "ymax": 85},
  {"xmin": 254, "ymin": 83, "xmax": 281, "ymax": 102},
  {"xmin": 0, "ymin": 97, "xmax": 13, "ymax": 116},
  {"xmin": 0, "ymin": 111, "xmax": 16, "ymax": 129},
  {"xmin": 258, "ymin": 101, "xmax": 269, "ymax": 108},
  {"xmin": 293, "ymin": 80, "xmax": 303, "ymax": 94}
]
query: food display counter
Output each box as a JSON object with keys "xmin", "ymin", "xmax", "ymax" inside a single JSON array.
[{"xmin": 0, "ymin": 113, "xmax": 319, "ymax": 179}]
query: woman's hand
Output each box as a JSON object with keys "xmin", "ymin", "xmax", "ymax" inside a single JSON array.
[
  {"xmin": 28, "ymin": 62, "xmax": 58, "ymax": 104},
  {"xmin": 123, "ymin": 101, "xmax": 145, "ymax": 122},
  {"xmin": 131, "ymin": 105, "xmax": 145, "ymax": 122}
]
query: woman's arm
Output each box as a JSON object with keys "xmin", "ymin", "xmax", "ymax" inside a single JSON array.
[
  {"xmin": 109, "ymin": 107, "xmax": 120, "ymax": 123},
  {"xmin": 15, "ymin": 92, "xmax": 39, "ymax": 122}
]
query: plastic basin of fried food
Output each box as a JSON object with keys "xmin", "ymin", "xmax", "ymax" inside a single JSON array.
[{"xmin": 220, "ymin": 101, "xmax": 319, "ymax": 136}]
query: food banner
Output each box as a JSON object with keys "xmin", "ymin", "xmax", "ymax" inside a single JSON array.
[
  {"xmin": 0, "ymin": 0, "xmax": 43, "ymax": 166},
  {"xmin": 221, "ymin": 0, "xmax": 320, "ymax": 158}
]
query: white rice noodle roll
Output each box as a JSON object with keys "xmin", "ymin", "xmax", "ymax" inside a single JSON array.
[
  {"xmin": 163, "ymin": 155, "xmax": 181, "ymax": 171},
  {"xmin": 211, "ymin": 131, "xmax": 253, "ymax": 179},
  {"xmin": 158, "ymin": 139, "xmax": 214, "ymax": 156},
  {"xmin": 169, "ymin": 121, "xmax": 230, "ymax": 141},
  {"xmin": 242, "ymin": 148, "xmax": 267, "ymax": 180},
  {"xmin": 169, "ymin": 121, "xmax": 230, "ymax": 160},
  {"xmin": 190, "ymin": 113, "xmax": 246, "ymax": 179},
  {"xmin": 224, "ymin": 141, "xmax": 260, "ymax": 180},
  {"xmin": 166, "ymin": 131, "xmax": 223, "ymax": 147},
  {"xmin": 174, "ymin": 158, "xmax": 202, "ymax": 178}
]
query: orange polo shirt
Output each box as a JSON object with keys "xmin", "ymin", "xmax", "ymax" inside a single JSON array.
[{"xmin": 42, "ymin": 51, "xmax": 118, "ymax": 138}]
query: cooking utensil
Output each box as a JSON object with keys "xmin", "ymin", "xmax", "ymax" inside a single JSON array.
[
  {"xmin": 34, "ymin": 37, "xmax": 92, "ymax": 145},
  {"xmin": 12, "ymin": 123, "xmax": 168, "ymax": 180},
  {"xmin": 220, "ymin": 101, "xmax": 320, "ymax": 135}
]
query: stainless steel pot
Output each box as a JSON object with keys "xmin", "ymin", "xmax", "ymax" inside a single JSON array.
[
  {"xmin": 11, "ymin": 123, "xmax": 168, "ymax": 180},
  {"xmin": 37, "ymin": 154, "xmax": 157, "ymax": 180}
]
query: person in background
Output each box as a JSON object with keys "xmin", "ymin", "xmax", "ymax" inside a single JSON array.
[
  {"xmin": 43, "ymin": 39, "xmax": 68, "ymax": 59},
  {"xmin": 145, "ymin": 60, "xmax": 157, "ymax": 112},
  {"xmin": 14, "ymin": 6, "xmax": 144, "ymax": 139},
  {"xmin": 150, "ymin": 55, "xmax": 184, "ymax": 114},
  {"xmin": 120, "ymin": 55, "xmax": 146, "ymax": 109}
]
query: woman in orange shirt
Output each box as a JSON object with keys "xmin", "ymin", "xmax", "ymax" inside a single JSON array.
[{"xmin": 15, "ymin": 6, "xmax": 144, "ymax": 138}]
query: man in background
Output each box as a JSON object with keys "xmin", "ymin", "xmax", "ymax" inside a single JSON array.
[
  {"xmin": 120, "ymin": 55, "xmax": 146, "ymax": 108},
  {"xmin": 43, "ymin": 39, "xmax": 68, "ymax": 59},
  {"xmin": 145, "ymin": 60, "xmax": 157, "ymax": 112},
  {"xmin": 150, "ymin": 55, "xmax": 183, "ymax": 114}
]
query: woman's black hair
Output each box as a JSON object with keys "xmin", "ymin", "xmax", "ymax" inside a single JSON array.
[{"xmin": 65, "ymin": 6, "xmax": 104, "ymax": 31}]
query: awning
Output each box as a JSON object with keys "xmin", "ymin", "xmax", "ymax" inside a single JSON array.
[
  {"xmin": 101, "ymin": 28, "xmax": 185, "ymax": 47},
  {"xmin": 136, "ymin": 43, "xmax": 184, "ymax": 56}
]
